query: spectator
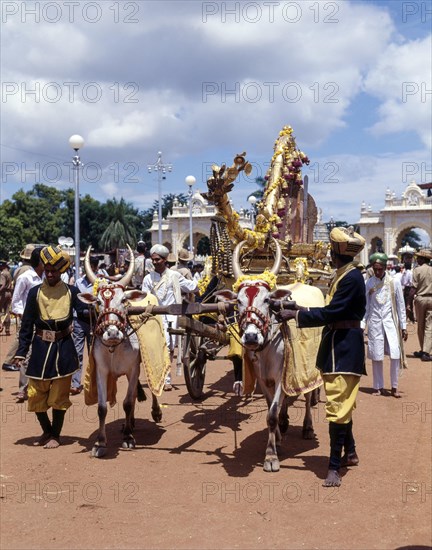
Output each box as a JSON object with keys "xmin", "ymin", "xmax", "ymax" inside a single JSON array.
[
  {"xmin": 364, "ymin": 253, "xmax": 407, "ymax": 398},
  {"xmin": 142, "ymin": 244, "xmax": 198, "ymax": 391},
  {"xmin": 409, "ymin": 250, "xmax": 432, "ymax": 362},
  {"xmin": 0, "ymin": 261, "xmax": 13, "ymax": 335},
  {"xmin": 71, "ymin": 256, "xmax": 100, "ymax": 395}
]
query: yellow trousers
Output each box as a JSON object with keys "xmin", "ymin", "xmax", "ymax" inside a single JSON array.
[
  {"xmin": 27, "ymin": 376, "xmax": 72, "ymax": 412},
  {"xmin": 323, "ymin": 374, "xmax": 360, "ymax": 424}
]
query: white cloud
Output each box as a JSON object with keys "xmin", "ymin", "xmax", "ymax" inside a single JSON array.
[
  {"xmin": 363, "ymin": 35, "xmax": 432, "ymax": 147},
  {"xmin": 1, "ymin": 0, "xmax": 430, "ymax": 230}
]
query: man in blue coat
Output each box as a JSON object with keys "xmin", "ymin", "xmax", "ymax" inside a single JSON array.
[
  {"xmin": 14, "ymin": 246, "xmax": 86, "ymax": 449},
  {"xmin": 279, "ymin": 226, "xmax": 366, "ymax": 487}
]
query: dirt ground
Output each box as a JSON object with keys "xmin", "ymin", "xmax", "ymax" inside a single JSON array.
[{"xmin": 0, "ymin": 323, "xmax": 431, "ymax": 550}]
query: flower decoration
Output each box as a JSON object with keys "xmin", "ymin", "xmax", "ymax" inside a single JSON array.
[{"xmin": 232, "ymin": 269, "xmax": 277, "ymax": 293}]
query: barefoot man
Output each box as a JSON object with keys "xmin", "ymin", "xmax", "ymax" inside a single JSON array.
[
  {"xmin": 278, "ymin": 227, "xmax": 366, "ymax": 487},
  {"xmin": 13, "ymin": 246, "xmax": 86, "ymax": 449}
]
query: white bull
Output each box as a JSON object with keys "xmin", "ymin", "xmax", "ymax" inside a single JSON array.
[
  {"xmin": 217, "ymin": 241, "xmax": 323, "ymax": 472},
  {"xmin": 78, "ymin": 246, "xmax": 162, "ymax": 458}
]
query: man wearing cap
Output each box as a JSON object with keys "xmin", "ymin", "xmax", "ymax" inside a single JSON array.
[
  {"xmin": 3, "ymin": 248, "xmax": 45, "ymax": 402},
  {"xmin": 409, "ymin": 250, "xmax": 432, "ymax": 362},
  {"xmin": 172, "ymin": 248, "xmax": 194, "ymax": 280},
  {"xmin": 364, "ymin": 253, "xmax": 408, "ymax": 397},
  {"xmin": 13, "ymin": 245, "xmax": 86, "ymax": 448},
  {"xmin": 278, "ymin": 227, "xmax": 366, "ymax": 487},
  {"xmin": 0, "ymin": 260, "xmax": 13, "ymax": 335},
  {"xmin": 13, "ymin": 244, "xmax": 35, "ymax": 282},
  {"xmin": 142, "ymin": 244, "xmax": 198, "ymax": 390},
  {"xmin": 2, "ymin": 248, "xmax": 44, "ymax": 373}
]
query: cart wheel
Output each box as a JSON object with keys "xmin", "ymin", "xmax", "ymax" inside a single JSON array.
[{"xmin": 183, "ymin": 333, "xmax": 207, "ymax": 400}]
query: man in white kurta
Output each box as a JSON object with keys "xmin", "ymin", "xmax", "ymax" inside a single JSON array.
[
  {"xmin": 364, "ymin": 253, "xmax": 408, "ymax": 398},
  {"xmin": 6, "ymin": 248, "xmax": 44, "ymax": 400},
  {"xmin": 142, "ymin": 245, "xmax": 198, "ymax": 390}
]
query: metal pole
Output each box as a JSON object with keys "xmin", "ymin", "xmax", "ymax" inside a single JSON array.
[
  {"xmin": 158, "ymin": 169, "xmax": 162, "ymax": 243},
  {"xmin": 189, "ymin": 186, "xmax": 193, "ymax": 255},
  {"xmin": 148, "ymin": 151, "xmax": 172, "ymax": 245},
  {"xmin": 72, "ymin": 152, "xmax": 81, "ymax": 277}
]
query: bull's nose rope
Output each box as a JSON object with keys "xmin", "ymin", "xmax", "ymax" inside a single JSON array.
[
  {"xmin": 237, "ymin": 306, "xmax": 269, "ymax": 337},
  {"xmin": 95, "ymin": 308, "xmax": 127, "ymax": 336}
]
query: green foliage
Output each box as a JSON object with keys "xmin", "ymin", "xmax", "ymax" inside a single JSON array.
[
  {"xmin": 0, "ymin": 184, "xmax": 202, "ymax": 258},
  {"xmin": 99, "ymin": 198, "xmax": 140, "ymax": 251},
  {"xmin": 196, "ymin": 236, "xmax": 211, "ymax": 256},
  {"xmin": 401, "ymin": 230, "xmax": 422, "ymax": 249},
  {"xmin": 0, "ymin": 210, "xmax": 24, "ymax": 260}
]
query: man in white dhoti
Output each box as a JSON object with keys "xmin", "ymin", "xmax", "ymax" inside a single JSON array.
[
  {"xmin": 364, "ymin": 253, "xmax": 408, "ymax": 398},
  {"xmin": 142, "ymin": 245, "xmax": 198, "ymax": 390}
]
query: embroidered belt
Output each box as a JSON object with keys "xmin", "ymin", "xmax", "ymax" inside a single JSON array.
[
  {"xmin": 328, "ymin": 320, "xmax": 361, "ymax": 330},
  {"xmin": 36, "ymin": 325, "xmax": 73, "ymax": 342}
]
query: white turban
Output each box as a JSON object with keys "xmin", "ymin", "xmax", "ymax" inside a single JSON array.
[{"xmin": 150, "ymin": 244, "xmax": 169, "ymax": 258}]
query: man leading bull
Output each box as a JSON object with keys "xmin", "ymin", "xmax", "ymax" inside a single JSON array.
[
  {"xmin": 13, "ymin": 246, "xmax": 86, "ymax": 449},
  {"xmin": 278, "ymin": 227, "xmax": 366, "ymax": 487}
]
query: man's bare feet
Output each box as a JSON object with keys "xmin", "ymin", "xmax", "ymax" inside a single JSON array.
[
  {"xmin": 341, "ymin": 451, "xmax": 359, "ymax": 467},
  {"xmin": 43, "ymin": 438, "xmax": 60, "ymax": 449},
  {"xmin": 372, "ymin": 388, "xmax": 384, "ymax": 396},
  {"xmin": 33, "ymin": 432, "xmax": 52, "ymax": 447},
  {"xmin": 391, "ymin": 388, "xmax": 401, "ymax": 398},
  {"xmin": 323, "ymin": 470, "xmax": 341, "ymax": 487}
]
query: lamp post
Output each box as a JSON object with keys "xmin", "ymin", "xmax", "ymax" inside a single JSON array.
[
  {"xmin": 148, "ymin": 151, "xmax": 172, "ymax": 244},
  {"xmin": 248, "ymin": 195, "xmax": 257, "ymax": 226},
  {"xmin": 68, "ymin": 134, "xmax": 84, "ymax": 278},
  {"xmin": 185, "ymin": 175, "xmax": 196, "ymax": 255}
]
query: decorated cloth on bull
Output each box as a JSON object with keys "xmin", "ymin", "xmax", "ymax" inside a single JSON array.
[
  {"xmin": 242, "ymin": 321, "xmax": 323, "ymax": 396},
  {"xmin": 84, "ymin": 352, "xmax": 118, "ymax": 407},
  {"xmin": 84, "ymin": 293, "xmax": 170, "ymax": 405},
  {"xmin": 242, "ymin": 279, "xmax": 324, "ymax": 396},
  {"xmin": 128, "ymin": 294, "xmax": 170, "ymax": 396}
]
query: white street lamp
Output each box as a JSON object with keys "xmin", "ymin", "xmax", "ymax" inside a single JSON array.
[
  {"xmin": 185, "ymin": 175, "xmax": 196, "ymax": 256},
  {"xmin": 148, "ymin": 151, "xmax": 172, "ymax": 244},
  {"xmin": 248, "ymin": 195, "xmax": 257, "ymax": 226},
  {"xmin": 68, "ymin": 134, "xmax": 84, "ymax": 278}
]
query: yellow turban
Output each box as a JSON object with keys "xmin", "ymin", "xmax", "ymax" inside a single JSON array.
[
  {"xmin": 330, "ymin": 227, "xmax": 365, "ymax": 257},
  {"xmin": 40, "ymin": 246, "xmax": 71, "ymax": 273}
]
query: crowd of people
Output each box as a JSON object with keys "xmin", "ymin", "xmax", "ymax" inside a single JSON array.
[{"xmin": 0, "ymin": 238, "xmax": 431, "ymax": 487}]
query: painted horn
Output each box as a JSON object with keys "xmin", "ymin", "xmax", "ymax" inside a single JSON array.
[
  {"xmin": 269, "ymin": 237, "xmax": 282, "ymax": 275},
  {"xmin": 118, "ymin": 244, "xmax": 135, "ymax": 288},
  {"xmin": 84, "ymin": 246, "xmax": 97, "ymax": 285},
  {"xmin": 232, "ymin": 240, "xmax": 247, "ymax": 280}
]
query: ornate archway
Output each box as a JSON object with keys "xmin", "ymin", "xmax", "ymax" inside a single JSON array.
[
  {"xmin": 149, "ymin": 189, "xmax": 253, "ymax": 257},
  {"xmin": 358, "ymin": 180, "xmax": 432, "ymax": 265}
]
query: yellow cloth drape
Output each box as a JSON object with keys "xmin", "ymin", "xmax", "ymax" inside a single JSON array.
[{"xmin": 84, "ymin": 294, "xmax": 170, "ymax": 406}]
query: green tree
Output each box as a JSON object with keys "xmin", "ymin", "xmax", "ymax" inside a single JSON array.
[
  {"xmin": 2, "ymin": 184, "xmax": 65, "ymax": 245},
  {"xmin": 401, "ymin": 230, "xmax": 422, "ymax": 249},
  {"xmin": 99, "ymin": 198, "xmax": 140, "ymax": 251},
  {"xmin": 0, "ymin": 209, "xmax": 24, "ymax": 260}
]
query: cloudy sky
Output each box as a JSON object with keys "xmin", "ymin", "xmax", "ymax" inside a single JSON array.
[{"xmin": 1, "ymin": 0, "xmax": 431, "ymax": 234}]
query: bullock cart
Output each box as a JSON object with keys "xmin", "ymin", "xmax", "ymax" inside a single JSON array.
[{"xmin": 127, "ymin": 301, "xmax": 236, "ymax": 400}]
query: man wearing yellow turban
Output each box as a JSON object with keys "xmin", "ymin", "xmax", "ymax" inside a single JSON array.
[
  {"xmin": 13, "ymin": 246, "xmax": 87, "ymax": 449},
  {"xmin": 278, "ymin": 226, "xmax": 366, "ymax": 487}
]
